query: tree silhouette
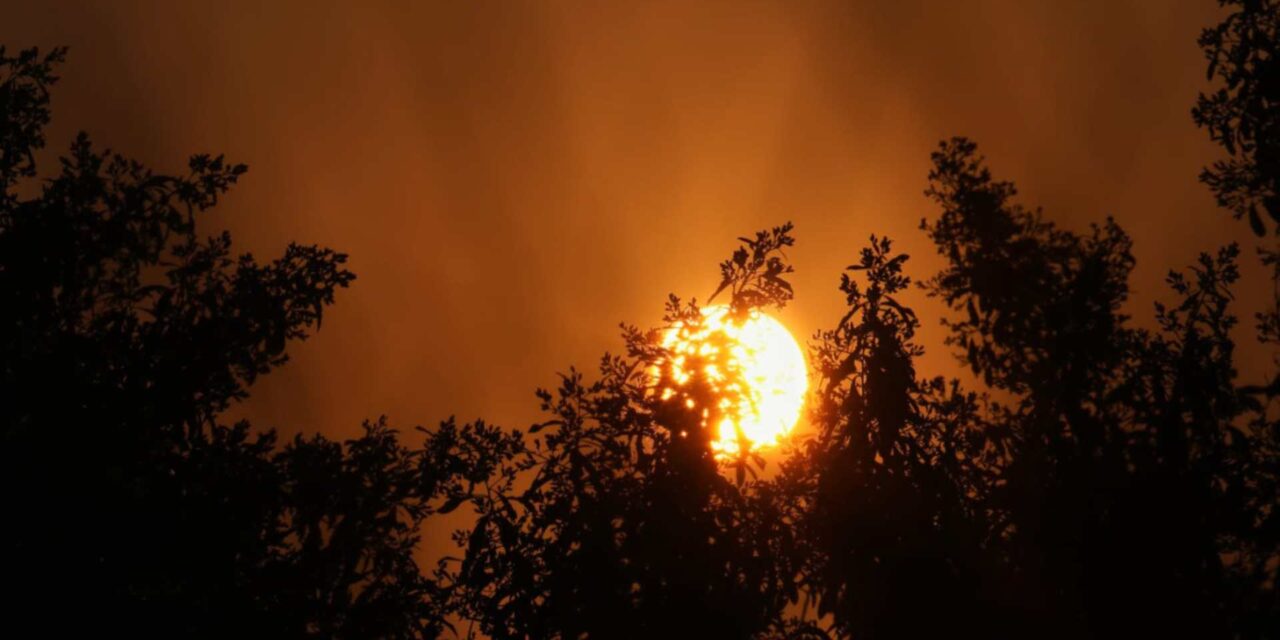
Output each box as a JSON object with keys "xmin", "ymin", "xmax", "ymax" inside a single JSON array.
[
  {"xmin": 0, "ymin": 46, "xmax": 515, "ymax": 638},
  {"xmin": 1195, "ymin": 0, "xmax": 1279, "ymax": 237},
  {"xmin": 446, "ymin": 226, "xmax": 801, "ymax": 638},
  {"xmin": 4, "ymin": 1, "xmax": 1280, "ymax": 637},
  {"xmin": 925, "ymin": 138, "xmax": 1256, "ymax": 636},
  {"xmin": 1196, "ymin": 3, "xmax": 1280, "ymax": 634},
  {"xmin": 778, "ymin": 234, "xmax": 1004, "ymax": 638}
]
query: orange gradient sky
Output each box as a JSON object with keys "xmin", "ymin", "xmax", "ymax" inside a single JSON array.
[{"xmin": 2, "ymin": 0, "xmax": 1266, "ymax": 451}]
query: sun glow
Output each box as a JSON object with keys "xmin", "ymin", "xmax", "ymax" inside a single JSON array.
[{"xmin": 657, "ymin": 305, "xmax": 807, "ymax": 457}]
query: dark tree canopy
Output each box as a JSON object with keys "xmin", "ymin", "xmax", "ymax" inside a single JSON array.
[
  {"xmin": 1195, "ymin": 0, "xmax": 1280, "ymax": 236},
  {"xmin": 924, "ymin": 138, "xmax": 1253, "ymax": 636},
  {"xmin": 3, "ymin": 1, "xmax": 1280, "ymax": 638},
  {"xmin": 0, "ymin": 46, "xmax": 509, "ymax": 639},
  {"xmin": 442, "ymin": 225, "xmax": 802, "ymax": 639},
  {"xmin": 786, "ymin": 234, "xmax": 1000, "ymax": 637}
]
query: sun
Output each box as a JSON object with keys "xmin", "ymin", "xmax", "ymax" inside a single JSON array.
[{"xmin": 656, "ymin": 305, "xmax": 807, "ymax": 457}]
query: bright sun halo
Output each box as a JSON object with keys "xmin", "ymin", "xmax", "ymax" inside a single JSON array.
[{"xmin": 657, "ymin": 305, "xmax": 807, "ymax": 457}]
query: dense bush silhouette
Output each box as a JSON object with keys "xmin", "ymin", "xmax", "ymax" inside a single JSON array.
[{"xmin": 3, "ymin": 1, "xmax": 1279, "ymax": 637}]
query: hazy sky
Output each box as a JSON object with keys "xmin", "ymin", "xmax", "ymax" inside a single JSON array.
[{"xmin": 3, "ymin": 0, "xmax": 1264, "ymax": 449}]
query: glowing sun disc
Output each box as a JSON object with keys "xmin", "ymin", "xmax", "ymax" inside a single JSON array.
[{"xmin": 658, "ymin": 305, "xmax": 807, "ymax": 456}]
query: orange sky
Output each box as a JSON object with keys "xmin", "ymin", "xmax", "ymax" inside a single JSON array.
[{"xmin": 3, "ymin": 0, "xmax": 1266, "ymax": 452}]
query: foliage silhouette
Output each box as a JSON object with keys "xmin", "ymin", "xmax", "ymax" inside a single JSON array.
[
  {"xmin": 0, "ymin": 46, "xmax": 513, "ymax": 638},
  {"xmin": 1195, "ymin": 0, "xmax": 1280, "ymax": 236},
  {"xmin": 1196, "ymin": 4, "xmax": 1280, "ymax": 634},
  {"xmin": 446, "ymin": 225, "xmax": 802, "ymax": 638},
  {"xmin": 923, "ymin": 138, "xmax": 1254, "ymax": 636},
  {"xmin": 5, "ymin": 1, "xmax": 1280, "ymax": 637},
  {"xmin": 778, "ymin": 234, "xmax": 1004, "ymax": 638}
]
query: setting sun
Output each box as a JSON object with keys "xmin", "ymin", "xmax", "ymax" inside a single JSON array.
[{"xmin": 658, "ymin": 305, "xmax": 807, "ymax": 457}]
